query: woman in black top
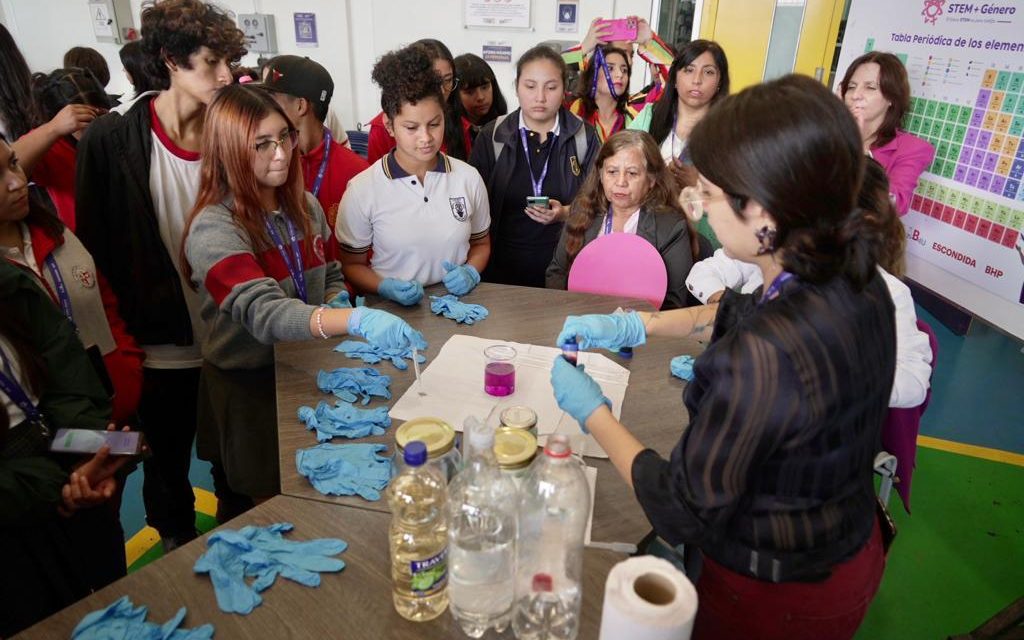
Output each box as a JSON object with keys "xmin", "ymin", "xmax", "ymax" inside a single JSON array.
[
  {"xmin": 469, "ymin": 45, "xmax": 599, "ymax": 288},
  {"xmin": 551, "ymin": 75, "xmax": 895, "ymax": 639}
]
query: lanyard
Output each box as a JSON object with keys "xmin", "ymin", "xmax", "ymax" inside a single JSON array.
[
  {"xmin": 310, "ymin": 127, "xmax": 332, "ymax": 198},
  {"xmin": 603, "ymin": 206, "xmax": 615, "ymax": 235},
  {"xmin": 760, "ymin": 271, "xmax": 794, "ymax": 305},
  {"xmin": 44, "ymin": 255, "xmax": 74, "ymax": 325},
  {"xmin": 0, "ymin": 346, "xmax": 45, "ymax": 428},
  {"xmin": 588, "ymin": 47, "xmax": 621, "ymax": 100},
  {"xmin": 263, "ymin": 214, "xmax": 307, "ymax": 303},
  {"xmin": 519, "ymin": 127, "xmax": 556, "ymax": 197}
]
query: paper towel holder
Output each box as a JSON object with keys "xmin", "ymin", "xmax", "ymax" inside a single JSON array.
[{"xmin": 633, "ymin": 572, "xmax": 677, "ymax": 606}]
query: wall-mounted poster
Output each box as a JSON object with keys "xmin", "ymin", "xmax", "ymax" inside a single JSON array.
[
  {"xmin": 835, "ymin": 0, "xmax": 1024, "ymax": 335},
  {"xmin": 465, "ymin": 0, "xmax": 530, "ymax": 29},
  {"xmin": 557, "ymin": 1, "xmax": 579, "ymax": 34}
]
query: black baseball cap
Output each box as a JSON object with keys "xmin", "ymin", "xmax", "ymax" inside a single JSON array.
[{"xmin": 261, "ymin": 55, "xmax": 334, "ymax": 121}]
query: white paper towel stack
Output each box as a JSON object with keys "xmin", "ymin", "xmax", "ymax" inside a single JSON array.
[{"xmin": 598, "ymin": 556, "xmax": 698, "ymax": 640}]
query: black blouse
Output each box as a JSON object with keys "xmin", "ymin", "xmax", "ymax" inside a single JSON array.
[{"xmin": 631, "ymin": 272, "xmax": 896, "ymax": 582}]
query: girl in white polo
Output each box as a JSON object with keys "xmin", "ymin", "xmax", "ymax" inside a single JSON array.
[{"xmin": 337, "ymin": 44, "xmax": 491, "ymax": 305}]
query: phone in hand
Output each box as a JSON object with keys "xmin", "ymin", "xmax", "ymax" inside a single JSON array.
[
  {"xmin": 526, "ymin": 196, "xmax": 551, "ymax": 209},
  {"xmin": 50, "ymin": 428, "xmax": 147, "ymax": 456},
  {"xmin": 600, "ymin": 17, "xmax": 638, "ymax": 42}
]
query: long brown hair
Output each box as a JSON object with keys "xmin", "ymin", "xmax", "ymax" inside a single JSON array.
[
  {"xmin": 181, "ymin": 84, "xmax": 311, "ymax": 285},
  {"xmin": 839, "ymin": 52, "xmax": 910, "ymax": 149},
  {"xmin": 859, "ymin": 157, "xmax": 906, "ymax": 278},
  {"xmin": 572, "ymin": 45, "xmax": 632, "ymax": 119},
  {"xmin": 565, "ymin": 130, "xmax": 688, "ymax": 260}
]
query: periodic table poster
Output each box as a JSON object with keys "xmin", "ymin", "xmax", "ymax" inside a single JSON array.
[{"xmin": 835, "ymin": 0, "xmax": 1024, "ymax": 310}]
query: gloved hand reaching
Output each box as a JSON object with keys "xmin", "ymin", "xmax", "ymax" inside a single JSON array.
[
  {"xmin": 441, "ymin": 261, "xmax": 481, "ymax": 296},
  {"xmin": 550, "ymin": 357, "xmax": 611, "ymax": 432},
  {"xmin": 556, "ymin": 312, "xmax": 647, "ymax": 351},
  {"xmin": 347, "ymin": 307, "xmax": 427, "ymax": 351},
  {"xmin": 378, "ymin": 278, "xmax": 424, "ymax": 306}
]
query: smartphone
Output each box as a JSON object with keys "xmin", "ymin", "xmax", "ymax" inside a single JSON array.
[
  {"xmin": 600, "ymin": 17, "xmax": 638, "ymax": 42},
  {"xmin": 526, "ymin": 196, "xmax": 550, "ymax": 209},
  {"xmin": 50, "ymin": 428, "xmax": 146, "ymax": 456}
]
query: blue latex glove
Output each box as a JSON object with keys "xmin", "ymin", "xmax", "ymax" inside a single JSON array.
[
  {"xmin": 295, "ymin": 442, "xmax": 393, "ymax": 500},
  {"xmin": 334, "ymin": 340, "xmax": 426, "ymax": 371},
  {"xmin": 670, "ymin": 355, "xmax": 695, "ymax": 381},
  {"xmin": 430, "ymin": 294, "xmax": 489, "ymax": 324},
  {"xmin": 193, "ymin": 522, "xmax": 346, "ymax": 615},
  {"xmin": 317, "ymin": 367, "xmax": 392, "ymax": 405},
  {"xmin": 72, "ymin": 596, "xmax": 214, "ymax": 639},
  {"xmin": 378, "ymin": 277, "xmax": 424, "ymax": 306},
  {"xmin": 556, "ymin": 312, "xmax": 647, "ymax": 351},
  {"xmin": 347, "ymin": 307, "xmax": 427, "ymax": 351},
  {"xmin": 298, "ymin": 400, "xmax": 392, "ymax": 442},
  {"xmin": 441, "ymin": 261, "xmax": 481, "ymax": 296},
  {"xmin": 550, "ymin": 356, "xmax": 612, "ymax": 432},
  {"xmin": 325, "ymin": 290, "xmax": 352, "ymax": 309}
]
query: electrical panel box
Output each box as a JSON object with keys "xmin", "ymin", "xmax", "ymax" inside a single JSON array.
[
  {"xmin": 238, "ymin": 13, "xmax": 278, "ymax": 55},
  {"xmin": 88, "ymin": 0, "xmax": 136, "ymax": 45}
]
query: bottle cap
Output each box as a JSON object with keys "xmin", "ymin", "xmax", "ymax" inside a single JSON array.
[
  {"xmin": 494, "ymin": 427, "xmax": 538, "ymax": 470},
  {"xmin": 403, "ymin": 440, "xmax": 428, "ymax": 466},
  {"xmin": 396, "ymin": 417, "xmax": 456, "ymax": 458},
  {"xmin": 562, "ymin": 336, "xmax": 578, "ymax": 347},
  {"xmin": 499, "ymin": 405, "xmax": 538, "ymax": 430},
  {"xmin": 531, "ymin": 573, "xmax": 553, "ymax": 592},
  {"xmin": 543, "ymin": 434, "xmax": 572, "ymax": 458}
]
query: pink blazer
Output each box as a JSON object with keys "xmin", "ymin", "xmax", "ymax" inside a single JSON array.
[{"xmin": 871, "ymin": 130, "xmax": 935, "ymax": 216}]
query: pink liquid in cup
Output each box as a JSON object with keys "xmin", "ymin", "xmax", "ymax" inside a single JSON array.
[{"xmin": 484, "ymin": 362, "xmax": 516, "ymax": 396}]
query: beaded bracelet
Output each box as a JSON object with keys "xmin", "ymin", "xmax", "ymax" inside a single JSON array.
[{"xmin": 314, "ymin": 307, "xmax": 330, "ymax": 340}]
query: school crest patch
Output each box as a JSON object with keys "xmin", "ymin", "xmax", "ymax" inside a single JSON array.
[
  {"xmin": 72, "ymin": 266, "xmax": 96, "ymax": 288},
  {"xmin": 449, "ymin": 197, "xmax": 469, "ymax": 222},
  {"xmin": 570, "ymin": 155, "xmax": 581, "ymax": 176}
]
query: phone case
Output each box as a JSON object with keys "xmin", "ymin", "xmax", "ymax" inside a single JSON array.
[
  {"xmin": 601, "ymin": 17, "xmax": 638, "ymax": 42},
  {"xmin": 50, "ymin": 428, "xmax": 143, "ymax": 456}
]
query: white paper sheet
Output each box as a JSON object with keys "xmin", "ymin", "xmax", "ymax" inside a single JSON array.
[{"xmin": 389, "ymin": 335, "xmax": 630, "ymax": 458}]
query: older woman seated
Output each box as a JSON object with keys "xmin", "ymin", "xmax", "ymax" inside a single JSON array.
[{"xmin": 545, "ymin": 130, "xmax": 699, "ymax": 309}]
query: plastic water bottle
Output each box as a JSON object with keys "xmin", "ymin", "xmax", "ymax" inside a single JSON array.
[
  {"xmin": 389, "ymin": 440, "xmax": 449, "ymax": 622},
  {"xmin": 447, "ymin": 417, "xmax": 518, "ymax": 637},
  {"xmin": 512, "ymin": 435, "xmax": 591, "ymax": 640}
]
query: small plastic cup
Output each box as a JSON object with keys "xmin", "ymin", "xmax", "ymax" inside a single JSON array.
[{"xmin": 484, "ymin": 345, "xmax": 516, "ymax": 396}]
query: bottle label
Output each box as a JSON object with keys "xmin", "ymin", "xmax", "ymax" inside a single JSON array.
[{"xmin": 410, "ymin": 548, "xmax": 448, "ymax": 596}]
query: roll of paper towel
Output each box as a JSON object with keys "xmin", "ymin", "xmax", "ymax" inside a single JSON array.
[{"xmin": 598, "ymin": 556, "xmax": 698, "ymax": 640}]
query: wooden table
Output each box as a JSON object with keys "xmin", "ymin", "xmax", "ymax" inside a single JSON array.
[
  {"xmin": 276, "ymin": 283, "xmax": 703, "ymax": 544},
  {"xmin": 16, "ymin": 496, "xmax": 626, "ymax": 640}
]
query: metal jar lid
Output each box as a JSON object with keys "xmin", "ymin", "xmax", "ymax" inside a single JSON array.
[
  {"xmin": 494, "ymin": 427, "xmax": 538, "ymax": 470},
  {"xmin": 499, "ymin": 405, "xmax": 538, "ymax": 430},
  {"xmin": 395, "ymin": 417, "xmax": 456, "ymax": 458}
]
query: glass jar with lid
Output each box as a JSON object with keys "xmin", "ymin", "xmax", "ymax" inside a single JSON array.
[
  {"xmin": 493, "ymin": 427, "xmax": 538, "ymax": 488},
  {"xmin": 395, "ymin": 417, "xmax": 462, "ymax": 483},
  {"xmin": 499, "ymin": 405, "xmax": 538, "ymax": 438}
]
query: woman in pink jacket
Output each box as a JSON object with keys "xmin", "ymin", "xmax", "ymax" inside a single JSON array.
[{"xmin": 840, "ymin": 52, "xmax": 934, "ymax": 215}]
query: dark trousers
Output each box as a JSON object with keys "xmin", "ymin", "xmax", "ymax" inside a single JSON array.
[{"xmin": 137, "ymin": 367, "xmax": 199, "ymax": 539}]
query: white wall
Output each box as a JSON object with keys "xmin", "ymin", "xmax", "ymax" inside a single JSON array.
[{"xmin": 2, "ymin": 0, "xmax": 655, "ymax": 131}]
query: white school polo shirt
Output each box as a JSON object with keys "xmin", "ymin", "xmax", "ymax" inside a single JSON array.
[{"xmin": 336, "ymin": 151, "xmax": 490, "ymax": 285}]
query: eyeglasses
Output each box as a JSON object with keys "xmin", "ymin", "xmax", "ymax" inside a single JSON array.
[
  {"xmin": 679, "ymin": 186, "xmax": 746, "ymax": 222},
  {"xmin": 440, "ymin": 74, "xmax": 460, "ymax": 92},
  {"xmin": 255, "ymin": 129, "xmax": 299, "ymax": 157}
]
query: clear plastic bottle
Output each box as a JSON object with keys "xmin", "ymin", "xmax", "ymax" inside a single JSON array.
[
  {"xmin": 389, "ymin": 440, "xmax": 449, "ymax": 622},
  {"xmin": 447, "ymin": 417, "xmax": 518, "ymax": 637},
  {"xmin": 512, "ymin": 435, "xmax": 591, "ymax": 640}
]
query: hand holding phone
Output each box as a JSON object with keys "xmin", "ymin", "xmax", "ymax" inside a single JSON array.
[
  {"xmin": 526, "ymin": 196, "xmax": 551, "ymax": 209},
  {"xmin": 599, "ymin": 17, "xmax": 638, "ymax": 43},
  {"xmin": 50, "ymin": 428, "xmax": 147, "ymax": 456}
]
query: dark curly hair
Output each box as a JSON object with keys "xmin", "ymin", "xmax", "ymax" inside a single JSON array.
[
  {"xmin": 140, "ymin": 0, "xmax": 246, "ymax": 90},
  {"xmin": 63, "ymin": 46, "xmax": 110, "ymax": 87},
  {"xmin": 372, "ymin": 44, "xmax": 445, "ymax": 121},
  {"xmin": 571, "ymin": 45, "xmax": 632, "ymax": 120},
  {"xmin": 689, "ymin": 74, "xmax": 878, "ymax": 289}
]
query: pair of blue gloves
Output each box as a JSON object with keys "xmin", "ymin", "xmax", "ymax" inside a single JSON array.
[
  {"xmin": 295, "ymin": 442, "xmax": 392, "ymax": 501},
  {"xmin": 334, "ymin": 340, "xmax": 427, "ymax": 371},
  {"xmin": 193, "ymin": 523, "xmax": 347, "ymax": 615},
  {"xmin": 298, "ymin": 400, "xmax": 391, "ymax": 442},
  {"xmin": 72, "ymin": 597, "xmax": 213, "ymax": 639},
  {"xmin": 316, "ymin": 367, "xmax": 392, "ymax": 405},
  {"xmin": 550, "ymin": 312, "xmax": 647, "ymax": 430},
  {"xmin": 377, "ymin": 261, "xmax": 481, "ymax": 305},
  {"xmin": 430, "ymin": 294, "xmax": 489, "ymax": 324}
]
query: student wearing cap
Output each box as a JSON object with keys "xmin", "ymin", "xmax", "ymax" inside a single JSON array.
[
  {"xmin": 262, "ymin": 56, "xmax": 368, "ymax": 245},
  {"xmin": 337, "ymin": 45, "xmax": 490, "ymax": 305}
]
